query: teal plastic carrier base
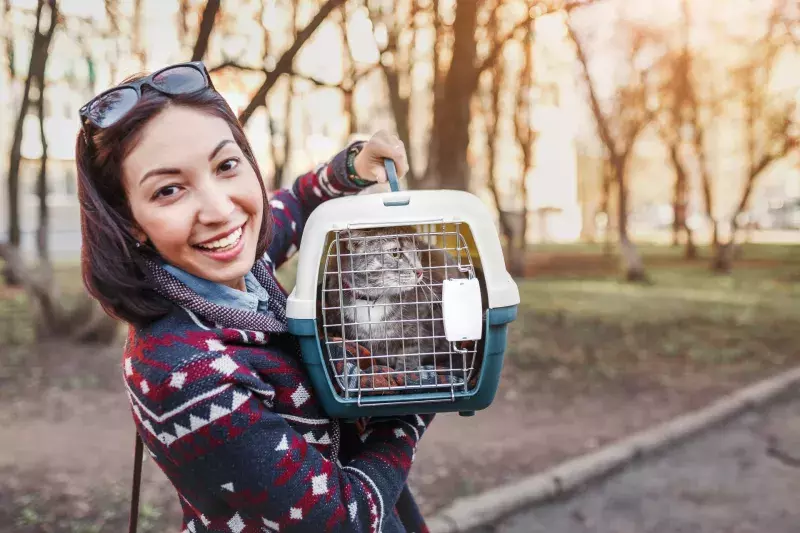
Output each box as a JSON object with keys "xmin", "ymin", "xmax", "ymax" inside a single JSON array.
[{"xmin": 288, "ymin": 305, "xmax": 518, "ymax": 419}]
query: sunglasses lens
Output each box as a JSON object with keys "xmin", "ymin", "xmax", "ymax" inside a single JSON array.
[
  {"xmin": 152, "ymin": 65, "xmax": 207, "ymax": 94},
  {"xmin": 86, "ymin": 87, "xmax": 138, "ymax": 128}
]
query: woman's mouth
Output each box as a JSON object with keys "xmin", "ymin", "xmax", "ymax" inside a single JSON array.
[{"xmin": 194, "ymin": 225, "xmax": 245, "ymax": 261}]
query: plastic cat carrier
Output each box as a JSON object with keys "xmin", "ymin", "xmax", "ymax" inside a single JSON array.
[{"xmin": 286, "ymin": 161, "xmax": 519, "ymax": 418}]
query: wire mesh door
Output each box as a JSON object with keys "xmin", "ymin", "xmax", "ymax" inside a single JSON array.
[{"xmin": 320, "ymin": 222, "xmax": 480, "ymax": 402}]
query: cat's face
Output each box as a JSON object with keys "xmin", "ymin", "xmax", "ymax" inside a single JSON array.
[{"xmin": 343, "ymin": 230, "xmax": 424, "ymax": 298}]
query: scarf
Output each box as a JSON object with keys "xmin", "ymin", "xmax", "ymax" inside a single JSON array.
[{"xmin": 145, "ymin": 258, "xmax": 289, "ymax": 333}]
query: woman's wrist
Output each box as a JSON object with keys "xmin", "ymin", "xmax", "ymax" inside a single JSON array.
[{"xmin": 345, "ymin": 142, "xmax": 373, "ymax": 187}]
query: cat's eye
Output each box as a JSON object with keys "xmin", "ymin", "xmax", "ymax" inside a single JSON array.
[{"xmin": 390, "ymin": 250, "xmax": 401, "ymax": 260}]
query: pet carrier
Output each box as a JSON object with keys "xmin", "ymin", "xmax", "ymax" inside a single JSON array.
[{"xmin": 286, "ymin": 160, "xmax": 519, "ymax": 418}]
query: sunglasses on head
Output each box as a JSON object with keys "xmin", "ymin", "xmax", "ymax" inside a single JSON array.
[{"xmin": 79, "ymin": 61, "xmax": 214, "ymax": 129}]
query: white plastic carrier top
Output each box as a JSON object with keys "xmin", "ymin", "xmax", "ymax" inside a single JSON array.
[{"xmin": 285, "ymin": 188, "xmax": 521, "ymax": 320}]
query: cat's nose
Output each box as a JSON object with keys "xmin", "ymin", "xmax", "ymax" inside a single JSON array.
[{"xmin": 416, "ymin": 270, "xmax": 424, "ymax": 278}]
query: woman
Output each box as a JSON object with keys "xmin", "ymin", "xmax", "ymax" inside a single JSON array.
[{"xmin": 76, "ymin": 61, "xmax": 432, "ymax": 532}]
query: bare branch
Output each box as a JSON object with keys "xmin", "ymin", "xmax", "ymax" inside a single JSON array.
[
  {"xmin": 238, "ymin": 0, "xmax": 345, "ymax": 125},
  {"xmin": 474, "ymin": 0, "xmax": 602, "ymax": 80},
  {"xmin": 566, "ymin": 19, "xmax": 619, "ymax": 160},
  {"xmin": 191, "ymin": 0, "xmax": 220, "ymax": 61},
  {"xmin": 209, "ymin": 61, "xmax": 377, "ymax": 92},
  {"xmin": 208, "ymin": 60, "xmax": 265, "ymax": 74}
]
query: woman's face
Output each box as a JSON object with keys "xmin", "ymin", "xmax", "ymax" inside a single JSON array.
[{"xmin": 123, "ymin": 106, "xmax": 263, "ymax": 290}]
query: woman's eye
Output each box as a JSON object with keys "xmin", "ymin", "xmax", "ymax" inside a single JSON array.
[
  {"xmin": 153, "ymin": 185, "xmax": 181, "ymax": 199},
  {"xmin": 218, "ymin": 157, "xmax": 240, "ymax": 173}
]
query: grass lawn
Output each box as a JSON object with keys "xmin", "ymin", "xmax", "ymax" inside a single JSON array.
[{"xmin": 508, "ymin": 243, "xmax": 799, "ymax": 383}]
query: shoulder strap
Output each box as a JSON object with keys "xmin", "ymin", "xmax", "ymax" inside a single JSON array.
[{"xmin": 129, "ymin": 431, "xmax": 144, "ymax": 533}]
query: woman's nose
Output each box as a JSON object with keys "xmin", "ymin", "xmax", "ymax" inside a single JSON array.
[{"xmin": 196, "ymin": 183, "xmax": 235, "ymax": 224}]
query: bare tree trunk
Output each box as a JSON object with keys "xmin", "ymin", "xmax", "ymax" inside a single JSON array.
[
  {"xmin": 713, "ymin": 168, "xmax": 758, "ymax": 273},
  {"xmin": 6, "ymin": 27, "xmax": 37, "ymax": 250},
  {"xmin": 35, "ymin": 80, "xmax": 49, "ymax": 262},
  {"xmin": 425, "ymin": 0, "xmax": 478, "ymax": 191},
  {"xmin": 103, "ymin": 0, "xmax": 120, "ymax": 83},
  {"xmin": 712, "ymin": 1, "xmax": 795, "ymax": 272},
  {"xmin": 693, "ymin": 123, "xmax": 718, "ymax": 248},
  {"xmin": 132, "ymin": 0, "xmax": 146, "ymax": 67},
  {"xmin": 483, "ymin": 71, "xmax": 512, "ymax": 250},
  {"xmin": 191, "ymin": 0, "xmax": 220, "ymax": 61},
  {"xmin": 684, "ymin": 228, "xmax": 697, "ymax": 259},
  {"xmin": 601, "ymin": 160, "xmax": 613, "ymax": 256},
  {"xmin": 511, "ymin": 30, "xmax": 535, "ymax": 278},
  {"xmin": 616, "ymin": 156, "xmax": 647, "ymax": 282},
  {"xmin": 666, "ymin": 142, "xmax": 696, "ymax": 258},
  {"xmin": 340, "ymin": 6, "xmax": 356, "ymax": 138},
  {"xmin": 239, "ymin": 0, "xmax": 344, "ymax": 125},
  {"xmin": 5, "ymin": 0, "xmax": 57, "ymax": 284},
  {"xmin": 368, "ymin": 2, "xmax": 417, "ymax": 184},
  {"xmin": 568, "ymin": 19, "xmax": 648, "ymax": 281},
  {"xmin": 480, "ymin": 4, "xmax": 514, "ymax": 265},
  {"xmin": 32, "ymin": 0, "xmax": 58, "ymax": 264},
  {"xmin": 431, "ymin": 0, "xmax": 443, "ymax": 105},
  {"xmin": 670, "ymin": 152, "xmax": 682, "ymax": 247}
]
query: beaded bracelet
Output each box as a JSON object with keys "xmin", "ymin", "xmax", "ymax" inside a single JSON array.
[{"xmin": 345, "ymin": 142, "xmax": 373, "ymax": 187}]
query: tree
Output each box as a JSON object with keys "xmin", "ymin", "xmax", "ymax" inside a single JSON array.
[
  {"xmin": 480, "ymin": 5, "xmax": 536, "ymax": 277},
  {"xmin": 372, "ymin": 0, "xmax": 598, "ymax": 191},
  {"xmin": 685, "ymin": 57, "xmax": 722, "ymax": 250},
  {"xmin": 131, "ymin": 0, "xmax": 145, "ymax": 67},
  {"xmin": 509, "ymin": 29, "xmax": 536, "ymax": 276},
  {"xmin": 35, "ymin": 52, "xmax": 51, "ymax": 261},
  {"xmin": 567, "ymin": 15, "xmax": 653, "ymax": 281},
  {"xmin": 4, "ymin": 0, "xmax": 58, "ymax": 283},
  {"xmin": 647, "ymin": 0, "xmax": 697, "ymax": 258},
  {"xmin": 481, "ymin": 7, "xmax": 513, "ymax": 267},
  {"xmin": 368, "ymin": 0, "xmax": 420, "ymax": 183},
  {"xmin": 713, "ymin": 0, "xmax": 798, "ymax": 272},
  {"xmin": 339, "ymin": 4, "xmax": 358, "ymax": 138}
]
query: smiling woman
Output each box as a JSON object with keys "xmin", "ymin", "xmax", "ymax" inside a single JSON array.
[{"xmin": 74, "ymin": 61, "xmax": 425, "ymax": 533}]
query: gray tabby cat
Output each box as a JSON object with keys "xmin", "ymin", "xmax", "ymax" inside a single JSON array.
[{"xmin": 323, "ymin": 225, "xmax": 465, "ymax": 372}]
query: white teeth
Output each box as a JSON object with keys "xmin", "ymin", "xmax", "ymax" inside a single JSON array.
[{"xmin": 197, "ymin": 227, "xmax": 242, "ymax": 250}]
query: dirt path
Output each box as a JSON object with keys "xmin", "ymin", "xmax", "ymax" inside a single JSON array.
[{"xmin": 488, "ymin": 389, "xmax": 800, "ymax": 533}]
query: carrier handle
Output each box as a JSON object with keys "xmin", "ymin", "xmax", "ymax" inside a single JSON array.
[{"xmin": 384, "ymin": 158, "xmax": 401, "ymax": 192}]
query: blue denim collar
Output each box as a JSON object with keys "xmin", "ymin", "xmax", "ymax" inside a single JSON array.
[{"xmin": 162, "ymin": 264, "xmax": 269, "ymax": 314}]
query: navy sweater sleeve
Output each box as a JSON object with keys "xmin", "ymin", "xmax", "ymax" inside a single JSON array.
[{"xmin": 266, "ymin": 143, "xmax": 366, "ymax": 270}]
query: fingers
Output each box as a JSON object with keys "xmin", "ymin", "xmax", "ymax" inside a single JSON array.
[
  {"xmin": 373, "ymin": 166, "xmax": 388, "ymax": 184},
  {"xmin": 356, "ymin": 130, "xmax": 411, "ymax": 182}
]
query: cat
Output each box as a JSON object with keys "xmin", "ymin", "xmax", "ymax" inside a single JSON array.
[{"xmin": 322, "ymin": 225, "xmax": 468, "ymax": 375}]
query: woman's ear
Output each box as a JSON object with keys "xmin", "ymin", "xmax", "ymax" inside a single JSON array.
[{"xmin": 131, "ymin": 225, "xmax": 147, "ymax": 245}]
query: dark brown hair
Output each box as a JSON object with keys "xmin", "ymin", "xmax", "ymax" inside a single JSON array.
[{"xmin": 76, "ymin": 75, "xmax": 272, "ymax": 327}]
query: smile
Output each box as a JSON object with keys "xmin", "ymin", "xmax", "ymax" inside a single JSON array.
[{"xmin": 195, "ymin": 226, "xmax": 244, "ymax": 251}]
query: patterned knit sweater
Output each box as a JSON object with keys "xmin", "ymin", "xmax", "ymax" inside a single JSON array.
[{"xmin": 124, "ymin": 147, "xmax": 433, "ymax": 533}]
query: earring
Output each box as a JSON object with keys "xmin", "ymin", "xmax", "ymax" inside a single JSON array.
[{"xmin": 135, "ymin": 241, "xmax": 142, "ymax": 249}]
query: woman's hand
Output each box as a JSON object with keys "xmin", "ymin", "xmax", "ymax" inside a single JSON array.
[{"xmin": 353, "ymin": 130, "xmax": 410, "ymax": 184}]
